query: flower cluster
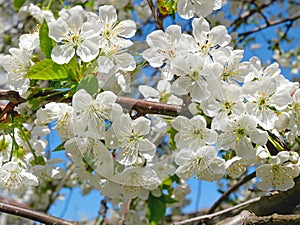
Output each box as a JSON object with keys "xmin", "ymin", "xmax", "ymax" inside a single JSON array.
[{"xmin": 0, "ymin": 0, "xmax": 299, "ymax": 224}]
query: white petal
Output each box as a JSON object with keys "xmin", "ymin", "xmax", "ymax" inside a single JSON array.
[
  {"xmin": 114, "ymin": 52, "xmax": 136, "ymax": 71},
  {"xmin": 115, "ymin": 20, "xmax": 136, "ymax": 38},
  {"xmin": 73, "ymin": 89, "xmax": 92, "ymax": 111},
  {"xmin": 51, "ymin": 44, "xmax": 75, "ymax": 64},
  {"xmin": 77, "ymin": 39, "xmax": 99, "ymax": 62},
  {"xmin": 98, "ymin": 5, "xmax": 117, "ymax": 24}
]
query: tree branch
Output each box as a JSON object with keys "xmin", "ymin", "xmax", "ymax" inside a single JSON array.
[
  {"xmin": 172, "ymin": 197, "xmax": 262, "ymax": 225},
  {"xmin": 208, "ymin": 172, "xmax": 256, "ymax": 214},
  {"xmin": 238, "ymin": 14, "xmax": 300, "ymax": 38},
  {"xmin": 0, "ymin": 89, "xmax": 182, "ymax": 118},
  {"xmin": 228, "ymin": 0, "xmax": 276, "ymax": 32},
  {"xmin": 0, "ymin": 198, "xmax": 78, "ymax": 225},
  {"xmin": 146, "ymin": 0, "xmax": 164, "ymax": 30},
  {"xmin": 173, "ymin": 177, "xmax": 300, "ymax": 225},
  {"xmin": 217, "ymin": 211, "xmax": 300, "ymax": 225}
]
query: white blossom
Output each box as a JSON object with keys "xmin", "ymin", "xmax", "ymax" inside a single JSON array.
[
  {"xmin": 72, "ymin": 89, "xmax": 122, "ymax": 139},
  {"xmin": 177, "ymin": 0, "xmax": 223, "ymax": 19},
  {"xmin": 0, "ymin": 161, "xmax": 38, "ymax": 193},
  {"xmin": 36, "ymin": 102, "xmax": 73, "ymax": 141},
  {"xmin": 243, "ymin": 77, "xmax": 292, "ymax": 130},
  {"xmin": 172, "ymin": 115, "xmax": 217, "ymax": 149},
  {"xmin": 217, "ymin": 114, "xmax": 268, "ymax": 158},
  {"xmin": 175, "ymin": 146, "xmax": 225, "ymax": 181},
  {"xmin": 139, "ymin": 79, "xmax": 182, "ymax": 105},
  {"xmin": 201, "ymin": 83, "xmax": 245, "ymax": 131},
  {"xmin": 48, "ymin": 5, "xmax": 101, "ymax": 64},
  {"xmin": 110, "ymin": 114, "xmax": 156, "ymax": 166},
  {"xmin": 189, "ymin": 17, "xmax": 231, "ymax": 63},
  {"xmin": 256, "ymin": 151, "xmax": 300, "ymax": 191},
  {"xmin": 171, "ymin": 54, "xmax": 216, "ymax": 102},
  {"xmin": 142, "ymin": 25, "xmax": 188, "ymax": 80}
]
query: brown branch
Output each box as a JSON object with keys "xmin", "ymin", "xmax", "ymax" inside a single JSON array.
[
  {"xmin": 216, "ymin": 210, "xmax": 300, "ymax": 225},
  {"xmin": 0, "ymin": 198, "xmax": 78, "ymax": 225},
  {"xmin": 172, "ymin": 197, "xmax": 262, "ymax": 225},
  {"xmin": 146, "ymin": 0, "xmax": 164, "ymax": 30},
  {"xmin": 117, "ymin": 96, "xmax": 181, "ymax": 117},
  {"xmin": 229, "ymin": 0, "xmax": 276, "ymax": 32},
  {"xmin": 174, "ymin": 177, "xmax": 300, "ymax": 225},
  {"xmin": 0, "ymin": 89, "xmax": 182, "ymax": 118},
  {"xmin": 208, "ymin": 171, "xmax": 256, "ymax": 214},
  {"xmin": 238, "ymin": 14, "xmax": 300, "ymax": 37}
]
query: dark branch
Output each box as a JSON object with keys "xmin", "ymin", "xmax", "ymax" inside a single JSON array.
[
  {"xmin": 208, "ymin": 172, "xmax": 257, "ymax": 214},
  {"xmin": 0, "ymin": 198, "xmax": 78, "ymax": 225},
  {"xmin": 0, "ymin": 89, "xmax": 182, "ymax": 118},
  {"xmin": 146, "ymin": 0, "xmax": 164, "ymax": 30},
  {"xmin": 216, "ymin": 211, "xmax": 300, "ymax": 225},
  {"xmin": 229, "ymin": 0, "xmax": 276, "ymax": 32},
  {"xmin": 238, "ymin": 14, "xmax": 300, "ymax": 38}
]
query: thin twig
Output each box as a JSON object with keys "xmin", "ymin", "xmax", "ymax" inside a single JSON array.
[
  {"xmin": 118, "ymin": 199, "xmax": 131, "ymax": 225},
  {"xmin": 229, "ymin": 0, "xmax": 276, "ymax": 32},
  {"xmin": 238, "ymin": 14, "xmax": 300, "ymax": 37},
  {"xmin": 146, "ymin": 0, "xmax": 164, "ymax": 30},
  {"xmin": 208, "ymin": 172, "xmax": 256, "ymax": 214},
  {"xmin": 172, "ymin": 197, "xmax": 261, "ymax": 225}
]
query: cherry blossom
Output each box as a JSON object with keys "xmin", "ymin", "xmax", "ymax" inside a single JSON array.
[
  {"xmin": 177, "ymin": 0, "xmax": 223, "ymax": 19},
  {"xmin": 175, "ymin": 146, "xmax": 226, "ymax": 181},
  {"xmin": 109, "ymin": 114, "xmax": 156, "ymax": 166},
  {"xmin": 172, "ymin": 115, "xmax": 217, "ymax": 149},
  {"xmin": 48, "ymin": 5, "xmax": 101, "ymax": 64},
  {"xmin": 256, "ymin": 151, "xmax": 300, "ymax": 191}
]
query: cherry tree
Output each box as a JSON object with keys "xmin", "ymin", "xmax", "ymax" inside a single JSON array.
[{"xmin": 0, "ymin": 0, "xmax": 299, "ymax": 225}]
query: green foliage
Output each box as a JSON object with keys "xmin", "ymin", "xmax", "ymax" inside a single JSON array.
[
  {"xmin": 13, "ymin": 0, "xmax": 26, "ymax": 12},
  {"xmin": 148, "ymin": 193, "xmax": 167, "ymax": 224},
  {"xmin": 166, "ymin": 127, "xmax": 178, "ymax": 150},
  {"xmin": 76, "ymin": 74, "xmax": 99, "ymax": 96},
  {"xmin": 25, "ymin": 58, "xmax": 77, "ymax": 81},
  {"xmin": 52, "ymin": 142, "xmax": 66, "ymax": 152},
  {"xmin": 39, "ymin": 20, "xmax": 53, "ymax": 59},
  {"xmin": 157, "ymin": 0, "xmax": 177, "ymax": 16}
]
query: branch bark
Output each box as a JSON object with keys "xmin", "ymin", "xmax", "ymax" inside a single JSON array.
[
  {"xmin": 208, "ymin": 172, "xmax": 256, "ymax": 214},
  {"xmin": 146, "ymin": 0, "xmax": 164, "ymax": 30},
  {"xmin": 173, "ymin": 177, "xmax": 300, "ymax": 225},
  {"xmin": 0, "ymin": 89, "xmax": 182, "ymax": 118},
  {"xmin": 0, "ymin": 198, "xmax": 78, "ymax": 225},
  {"xmin": 217, "ymin": 211, "xmax": 300, "ymax": 225}
]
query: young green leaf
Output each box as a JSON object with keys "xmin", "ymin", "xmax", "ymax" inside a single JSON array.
[
  {"xmin": 76, "ymin": 74, "xmax": 99, "ymax": 96},
  {"xmin": 39, "ymin": 20, "xmax": 53, "ymax": 59},
  {"xmin": 25, "ymin": 59, "xmax": 76, "ymax": 81},
  {"xmin": 14, "ymin": 0, "xmax": 26, "ymax": 12},
  {"xmin": 148, "ymin": 193, "xmax": 166, "ymax": 224}
]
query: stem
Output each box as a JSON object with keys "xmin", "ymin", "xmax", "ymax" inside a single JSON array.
[
  {"xmin": 18, "ymin": 126, "xmax": 39, "ymax": 160},
  {"xmin": 146, "ymin": 0, "xmax": 164, "ymax": 30},
  {"xmin": 45, "ymin": 0, "xmax": 52, "ymax": 10}
]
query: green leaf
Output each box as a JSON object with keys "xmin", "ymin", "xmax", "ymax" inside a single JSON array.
[
  {"xmin": 14, "ymin": 0, "xmax": 26, "ymax": 12},
  {"xmin": 53, "ymin": 142, "xmax": 66, "ymax": 152},
  {"xmin": 162, "ymin": 177, "xmax": 173, "ymax": 186},
  {"xmin": 76, "ymin": 74, "xmax": 99, "ymax": 96},
  {"xmin": 148, "ymin": 193, "xmax": 166, "ymax": 224},
  {"xmin": 39, "ymin": 20, "xmax": 53, "ymax": 59},
  {"xmin": 163, "ymin": 194, "xmax": 177, "ymax": 204},
  {"xmin": 166, "ymin": 127, "xmax": 178, "ymax": 150},
  {"xmin": 25, "ymin": 59, "xmax": 76, "ymax": 81}
]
